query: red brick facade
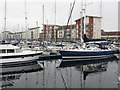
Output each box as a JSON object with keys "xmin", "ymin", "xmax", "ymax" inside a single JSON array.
[
  {"xmin": 76, "ymin": 17, "xmax": 94, "ymax": 40},
  {"xmin": 101, "ymin": 30, "xmax": 120, "ymax": 39}
]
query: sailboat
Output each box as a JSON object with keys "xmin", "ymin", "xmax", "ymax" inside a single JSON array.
[
  {"xmin": 59, "ymin": 1, "xmax": 119, "ymax": 61},
  {"xmin": 0, "ymin": 0, "xmax": 43, "ymax": 65}
]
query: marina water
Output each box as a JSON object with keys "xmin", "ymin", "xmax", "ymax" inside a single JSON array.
[{"xmin": 1, "ymin": 54, "xmax": 120, "ymax": 89}]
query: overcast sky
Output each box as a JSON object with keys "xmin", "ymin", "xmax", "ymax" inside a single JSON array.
[{"xmin": 0, "ymin": 0, "xmax": 119, "ymax": 33}]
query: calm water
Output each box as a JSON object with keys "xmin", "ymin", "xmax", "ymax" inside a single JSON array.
[{"xmin": 0, "ymin": 54, "xmax": 120, "ymax": 89}]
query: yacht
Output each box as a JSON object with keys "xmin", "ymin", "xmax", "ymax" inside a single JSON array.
[{"xmin": 0, "ymin": 44, "xmax": 43, "ymax": 65}]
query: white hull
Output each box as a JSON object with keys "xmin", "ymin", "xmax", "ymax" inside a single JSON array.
[
  {"xmin": 0, "ymin": 55, "xmax": 39, "ymax": 65},
  {"xmin": 0, "ymin": 51, "xmax": 43, "ymax": 65}
]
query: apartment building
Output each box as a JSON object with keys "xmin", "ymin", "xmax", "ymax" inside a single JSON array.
[{"xmin": 75, "ymin": 15, "xmax": 102, "ymax": 41}]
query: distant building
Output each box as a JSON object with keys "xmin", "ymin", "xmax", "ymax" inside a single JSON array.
[
  {"xmin": 28, "ymin": 27, "xmax": 40, "ymax": 41},
  {"xmin": 43, "ymin": 24, "xmax": 76, "ymax": 41},
  {"xmin": 2, "ymin": 31, "xmax": 12, "ymax": 40},
  {"xmin": 57, "ymin": 24, "xmax": 76, "ymax": 41},
  {"xmin": 1, "ymin": 26, "xmax": 41, "ymax": 41},
  {"xmin": 101, "ymin": 30, "xmax": 120, "ymax": 39},
  {"xmin": 43, "ymin": 24, "xmax": 59, "ymax": 41},
  {"xmin": 75, "ymin": 15, "xmax": 102, "ymax": 41}
]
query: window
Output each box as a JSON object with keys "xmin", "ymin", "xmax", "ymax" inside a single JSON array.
[
  {"xmin": 16, "ymin": 49, "xmax": 21, "ymax": 53},
  {"xmin": 31, "ymin": 31, "xmax": 33, "ymax": 40},
  {"xmin": 0, "ymin": 49, "xmax": 6, "ymax": 53},
  {"xmin": 7, "ymin": 49, "xmax": 14, "ymax": 53}
]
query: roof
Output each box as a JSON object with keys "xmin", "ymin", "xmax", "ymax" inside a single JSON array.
[
  {"xmin": 28, "ymin": 27, "xmax": 40, "ymax": 30},
  {"xmin": 2, "ymin": 31, "xmax": 13, "ymax": 34},
  {"xmin": 75, "ymin": 15, "xmax": 102, "ymax": 21},
  {"xmin": 0, "ymin": 44, "xmax": 20, "ymax": 49},
  {"xmin": 101, "ymin": 30, "xmax": 120, "ymax": 35},
  {"xmin": 43, "ymin": 24, "xmax": 60, "ymax": 27}
]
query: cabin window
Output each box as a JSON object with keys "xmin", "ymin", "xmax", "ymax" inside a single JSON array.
[
  {"xmin": 7, "ymin": 49, "xmax": 14, "ymax": 53},
  {"xmin": 0, "ymin": 49, "xmax": 6, "ymax": 53},
  {"xmin": 16, "ymin": 49, "xmax": 21, "ymax": 53}
]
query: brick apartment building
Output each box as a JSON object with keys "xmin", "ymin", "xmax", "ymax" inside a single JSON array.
[
  {"xmin": 75, "ymin": 15, "xmax": 102, "ymax": 41},
  {"xmin": 43, "ymin": 24, "xmax": 76, "ymax": 41}
]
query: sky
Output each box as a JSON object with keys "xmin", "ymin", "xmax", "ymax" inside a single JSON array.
[{"xmin": 0, "ymin": 0, "xmax": 119, "ymax": 33}]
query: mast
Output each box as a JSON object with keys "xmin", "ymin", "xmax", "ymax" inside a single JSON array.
[
  {"xmin": 25, "ymin": 0, "xmax": 28, "ymax": 42},
  {"xmin": 100, "ymin": 1, "xmax": 102, "ymax": 18},
  {"xmin": 70, "ymin": 3, "xmax": 72, "ymax": 41},
  {"xmin": 100, "ymin": 1, "xmax": 102, "ymax": 39},
  {"xmin": 42, "ymin": 5, "xmax": 44, "ymax": 41},
  {"xmin": 83, "ymin": 0, "xmax": 86, "ymax": 35},
  {"xmin": 17, "ymin": 24, "xmax": 19, "ymax": 40},
  {"xmin": 82, "ymin": 0, "xmax": 86, "ymax": 47},
  {"xmin": 4, "ymin": 0, "xmax": 7, "ymax": 32},
  {"xmin": 3, "ymin": 0, "xmax": 7, "ymax": 41},
  {"xmin": 80, "ymin": 0, "xmax": 83, "ymax": 43},
  {"xmin": 36, "ymin": 21, "xmax": 39, "ymax": 41},
  {"xmin": 54, "ymin": 0, "xmax": 56, "ymax": 42}
]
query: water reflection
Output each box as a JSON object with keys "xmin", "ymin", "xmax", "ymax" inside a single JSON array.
[
  {"xmin": 58, "ymin": 56, "xmax": 119, "ymax": 88},
  {"xmin": 0, "ymin": 55, "xmax": 119, "ymax": 88},
  {"xmin": 117, "ymin": 54, "xmax": 120, "ymax": 89},
  {"xmin": 59, "ymin": 56, "xmax": 118, "ymax": 68},
  {"xmin": 0, "ymin": 61, "xmax": 43, "ymax": 88}
]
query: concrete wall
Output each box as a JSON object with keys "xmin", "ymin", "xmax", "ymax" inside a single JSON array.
[
  {"xmin": 0, "ymin": 33, "xmax": 3, "ymax": 40},
  {"xmin": 93, "ymin": 18, "xmax": 101, "ymax": 39}
]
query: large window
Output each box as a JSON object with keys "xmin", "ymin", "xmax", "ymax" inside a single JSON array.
[{"xmin": 7, "ymin": 49, "xmax": 14, "ymax": 53}]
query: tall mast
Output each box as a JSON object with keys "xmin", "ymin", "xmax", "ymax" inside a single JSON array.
[
  {"xmin": 25, "ymin": 0, "xmax": 28, "ymax": 42},
  {"xmin": 3, "ymin": 0, "xmax": 7, "ymax": 41},
  {"xmin": 83, "ymin": 0, "xmax": 86, "ymax": 35},
  {"xmin": 54, "ymin": 0, "xmax": 56, "ymax": 42},
  {"xmin": 4, "ymin": 0, "xmax": 7, "ymax": 32},
  {"xmin": 100, "ymin": 1, "xmax": 102, "ymax": 39},
  {"xmin": 42, "ymin": 5, "xmax": 44, "ymax": 41},
  {"xmin": 80, "ymin": 0, "xmax": 83, "ymax": 42},
  {"xmin": 100, "ymin": 1, "xmax": 102, "ymax": 18},
  {"xmin": 70, "ymin": 3, "xmax": 72, "ymax": 41}
]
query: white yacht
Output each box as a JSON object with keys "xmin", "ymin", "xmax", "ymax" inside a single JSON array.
[{"xmin": 0, "ymin": 44, "xmax": 43, "ymax": 65}]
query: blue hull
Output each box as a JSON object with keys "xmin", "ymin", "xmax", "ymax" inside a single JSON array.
[{"xmin": 59, "ymin": 49, "xmax": 119, "ymax": 59}]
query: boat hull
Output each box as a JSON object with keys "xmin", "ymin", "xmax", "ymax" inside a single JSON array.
[
  {"xmin": 59, "ymin": 49, "xmax": 119, "ymax": 61},
  {"xmin": 0, "ymin": 51, "xmax": 43, "ymax": 65}
]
